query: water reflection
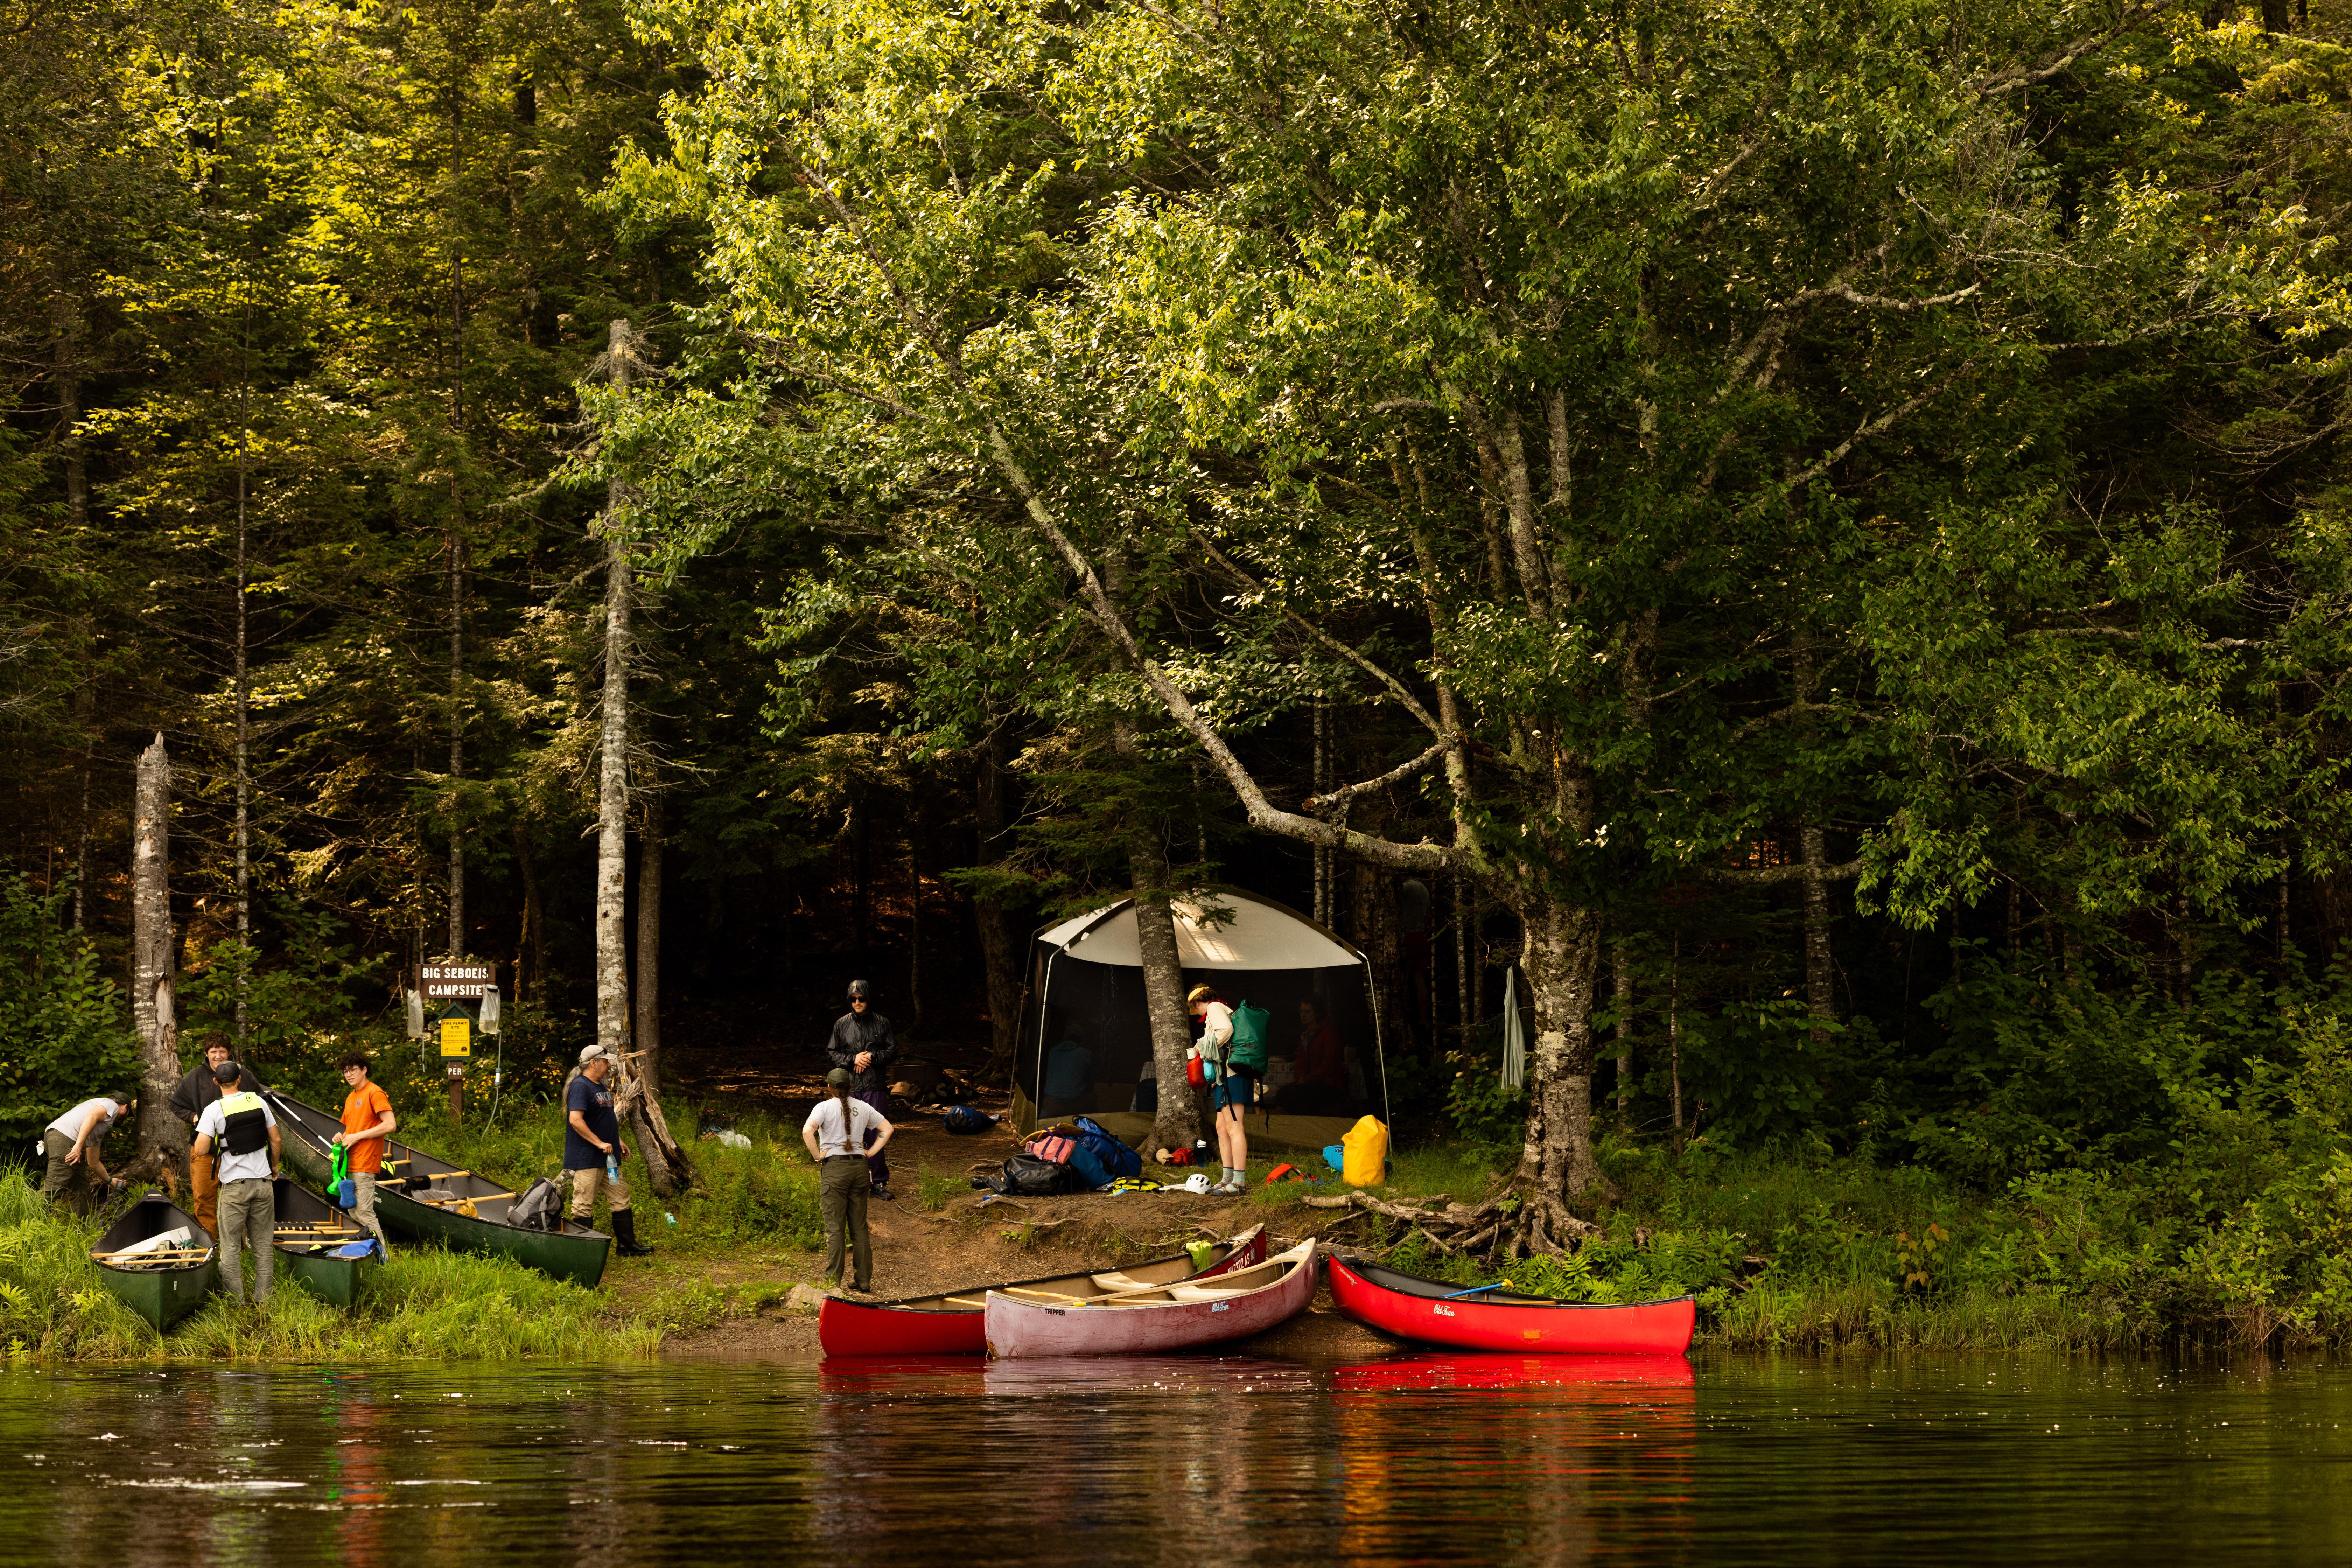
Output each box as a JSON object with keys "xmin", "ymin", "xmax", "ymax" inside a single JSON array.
[
  {"xmin": 4, "ymin": 1354, "xmax": 2351, "ymax": 1565},
  {"xmin": 1328, "ymin": 1354, "xmax": 1696, "ymax": 1564}
]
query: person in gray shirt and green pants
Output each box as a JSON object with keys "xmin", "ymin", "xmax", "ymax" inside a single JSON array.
[{"xmin": 800, "ymin": 1068, "xmax": 894, "ymax": 1293}]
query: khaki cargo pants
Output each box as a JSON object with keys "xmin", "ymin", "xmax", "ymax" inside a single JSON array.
[{"xmin": 569, "ymin": 1164, "xmax": 631, "ymax": 1221}]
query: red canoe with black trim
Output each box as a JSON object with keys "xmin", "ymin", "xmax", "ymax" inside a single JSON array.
[
  {"xmin": 819, "ymin": 1224, "xmax": 1267, "ymax": 1356},
  {"xmin": 1328, "ymin": 1254, "xmax": 1695, "ymax": 1355}
]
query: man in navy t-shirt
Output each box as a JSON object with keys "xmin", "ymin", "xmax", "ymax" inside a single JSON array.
[{"xmin": 565, "ymin": 1045, "xmax": 652, "ymax": 1257}]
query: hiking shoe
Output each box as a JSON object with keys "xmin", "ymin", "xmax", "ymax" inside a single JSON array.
[{"xmin": 871, "ymin": 1185, "xmax": 894, "ymax": 1200}]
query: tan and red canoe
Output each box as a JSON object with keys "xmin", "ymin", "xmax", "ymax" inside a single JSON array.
[
  {"xmin": 819, "ymin": 1224, "xmax": 1268, "ymax": 1356},
  {"xmin": 984, "ymin": 1238, "xmax": 1318, "ymax": 1359}
]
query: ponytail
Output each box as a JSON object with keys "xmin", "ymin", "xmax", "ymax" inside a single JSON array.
[{"xmin": 831, "ymin": 1083, "xmax": 856, "ymax": 1148}]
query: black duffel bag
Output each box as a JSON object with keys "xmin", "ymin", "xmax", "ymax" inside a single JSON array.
[{"xmin": 989, "ymin": 1151, "xmax": 1082, "ymax": 1197}]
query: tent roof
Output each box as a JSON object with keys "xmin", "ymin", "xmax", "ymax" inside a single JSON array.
[{"xmin": 1036, "ymin": 889, "xmax": 1361, "ymax": 970}]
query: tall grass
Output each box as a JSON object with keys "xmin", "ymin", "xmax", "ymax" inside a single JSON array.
[
  {"xmin": 0, "ymin": 1173, "xmax": 658, "ymax": 1362},
  {"xmin": 371, "ymin": 1094, "xmax": 826, "ymax": 1255},
  {"xmin": 1300, "ymin": 1136, "xmax": 2258, "ymax": 1351}
]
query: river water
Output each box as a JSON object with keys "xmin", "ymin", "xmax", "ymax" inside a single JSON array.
[{"xmin": 4, "ymin": 1352, "xmax": 2347, "ymax": 1564}]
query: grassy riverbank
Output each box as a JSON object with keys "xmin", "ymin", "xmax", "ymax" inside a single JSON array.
[
  {"xmin": 1302, "ymin": 1133, "xmax": 2337, "ymax": 1352},
  {"xmin": 0, "ymin": 1096, "xmax": 841, "ymax": 1361},
  {"xmin": 10, "ymin": 1085, "xmax": 2345, "ymax": 1358}
]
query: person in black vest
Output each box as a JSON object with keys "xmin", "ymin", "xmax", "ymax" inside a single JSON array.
[
  {"xmin": 192, "ymin": 1061, "xmax": 280, "ymax": 1306},
  {"xmin": 826, "ymin": 979, "xmax": 898, "ymax": 1199}
]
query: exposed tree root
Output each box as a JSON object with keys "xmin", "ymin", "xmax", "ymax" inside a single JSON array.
[{"xmin": 1305, "ymin": 1185, "xmax": 1600, "ymax": 1258}]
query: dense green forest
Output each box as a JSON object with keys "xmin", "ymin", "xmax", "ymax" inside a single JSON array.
[{"xmin": 15, "ymin": 0, "xmax": 2352, "ymax": 1301}]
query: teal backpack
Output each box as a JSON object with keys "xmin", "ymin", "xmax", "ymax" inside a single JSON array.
[{"xmin": 1228, "ymin": 1000, "xmax": 1272, "ymax": 1074}]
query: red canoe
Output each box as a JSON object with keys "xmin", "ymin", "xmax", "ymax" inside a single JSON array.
[
  {"xmin": 985, "ymin": 1239, "xmax": 1319, "ymax": 1359},
  {"xmin": 818, "ymin": 1224, "xmax": 1267, "ymax": 1356},
  {"xmin": 1328, "ymin": 1254, "xmax": 1695, "ymax": 1355}
]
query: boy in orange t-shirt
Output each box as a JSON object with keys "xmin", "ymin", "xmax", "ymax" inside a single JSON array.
[{"xmin": 332, "ymin": 1051, "xmax": 398, "ymax": 1253}]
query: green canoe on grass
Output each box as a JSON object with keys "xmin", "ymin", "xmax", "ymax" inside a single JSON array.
[
  {"xmin": 272, "ymin": 1177, "xmax": 379, "ymax": 1307},
  {"xmin": 265, "ymin": 1091, "xmax": 612, "ymax": 1289},
  {"xmin": 91, "ymin": 1192, "xmax": 217, "ymax": 1332}
]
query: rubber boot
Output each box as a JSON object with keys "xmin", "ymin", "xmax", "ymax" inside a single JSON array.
[{"xmin": 612, "ymin": 1208, "xmax": 655, "ymax": 1257}]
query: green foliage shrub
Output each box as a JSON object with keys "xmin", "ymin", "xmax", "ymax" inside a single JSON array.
[
  {"xmin": 1443, "ymin": 1051, "xmax": 1525, "ymax": 1152},
  {"xmin": 179, "ymin": 901, "xmax": 386, "ymax": 1089},
  {"xmin": 0, "ymin": 879, "xmax": 140, "ymax": 1151}
]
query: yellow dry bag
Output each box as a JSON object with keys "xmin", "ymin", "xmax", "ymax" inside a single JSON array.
[{"xmin": 1340, "ymin": 1115, "xmax": 1390, "ymax": 1188}]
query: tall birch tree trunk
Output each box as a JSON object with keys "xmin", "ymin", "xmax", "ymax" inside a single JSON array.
[
  {"xmin": 593, "ymin": 326, "xmax": 638, "ymax": 1066},
  {"xmin": 1133, "ymin": 847, "xmax": 1201, "ymax": 1155},
  {"xmin": 589, "ymin": 318, "xmax": 693, "ymax": 1198},
  {"xmin": 131, "ymin": 735, "xmax": 184, "ymax": 1178}
]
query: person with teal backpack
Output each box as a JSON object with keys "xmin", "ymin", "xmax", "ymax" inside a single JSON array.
[{"xmin": 1190, "ymin": 986, "xmax": 1270, "ymax": 1195}]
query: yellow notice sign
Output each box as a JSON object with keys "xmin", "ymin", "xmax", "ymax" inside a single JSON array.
[{"xmin": 439, "ymin": 1017, "xmax": 472, "ymax": 1059}]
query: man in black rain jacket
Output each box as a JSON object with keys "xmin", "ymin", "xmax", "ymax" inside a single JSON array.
[{"xmin": 826, "ymin": 979, "xmax": 897, "ymax": 1198}]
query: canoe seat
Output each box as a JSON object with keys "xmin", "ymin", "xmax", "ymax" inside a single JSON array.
[
  {"xmin": 1163, "ymin": 1283, "xmax": 1248, "ymax": 1301},
  {"xmin": 1090, "ymin": 1272, "xmax": 1156, "ymax": 1292}
]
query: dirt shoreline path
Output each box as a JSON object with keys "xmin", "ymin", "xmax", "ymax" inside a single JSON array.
[{"xmin": 607, "ymin": 1090, "xmax": 1397, "ymax": 1359}]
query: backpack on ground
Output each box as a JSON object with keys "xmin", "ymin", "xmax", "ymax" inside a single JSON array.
[
  {"xmin": 941, "ymin": 1104, "xmax": 994, "ymax": 1135},
  {"xmin": 1227, "ymin": 1001, "xmax": 1273, "ymax": 1074},
  {"xmin": 1026, "ymin": 1134, "xmax": 1077, "ymax": 1165},
  {"xmin": 991, "ymin": 1152, "xmax": 1082, "ymax": 1197},
  {"xmin": 1072, "ymin": 1116, "xmax": 1143, "ymax": 1180}
]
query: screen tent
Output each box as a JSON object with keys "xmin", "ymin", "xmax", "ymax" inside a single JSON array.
[{"xmin": 1011, "ymin": 889, "xmax": 1391, "ymax": 1154}]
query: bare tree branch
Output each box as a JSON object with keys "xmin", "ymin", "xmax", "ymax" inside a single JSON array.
[
  {"xmin": 1975, "ymin": 1, "xmax": 2171, "ymax": 98},
  {"xmin": 1782, "ymin": 360, "xmax": 1975, "ymax": 492},
  {"xmin": 1305, "ymin": 734, "xmax": 1456, "ymax": 813},
  {"xmin": 1192, "ymin": 531, "xmax": 1448, "ymax": 741}
]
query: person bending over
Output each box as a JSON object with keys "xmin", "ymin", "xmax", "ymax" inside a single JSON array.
[{"xmin": 41, "ymin": 1093, "xmax": 133, "ymax": 1214}]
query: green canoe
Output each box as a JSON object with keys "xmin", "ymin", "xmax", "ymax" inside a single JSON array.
[
  {"xmin": 91, "ymin": 1192, "xmax": 217, "ymax": 1332},
  {"xmin": 266, "ymin": 1091, "xmax": 612, "ymax": 1288},
  {"xmin": 272, "ymin": 1177, "xmax": 379, "ymax": 1307}
]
